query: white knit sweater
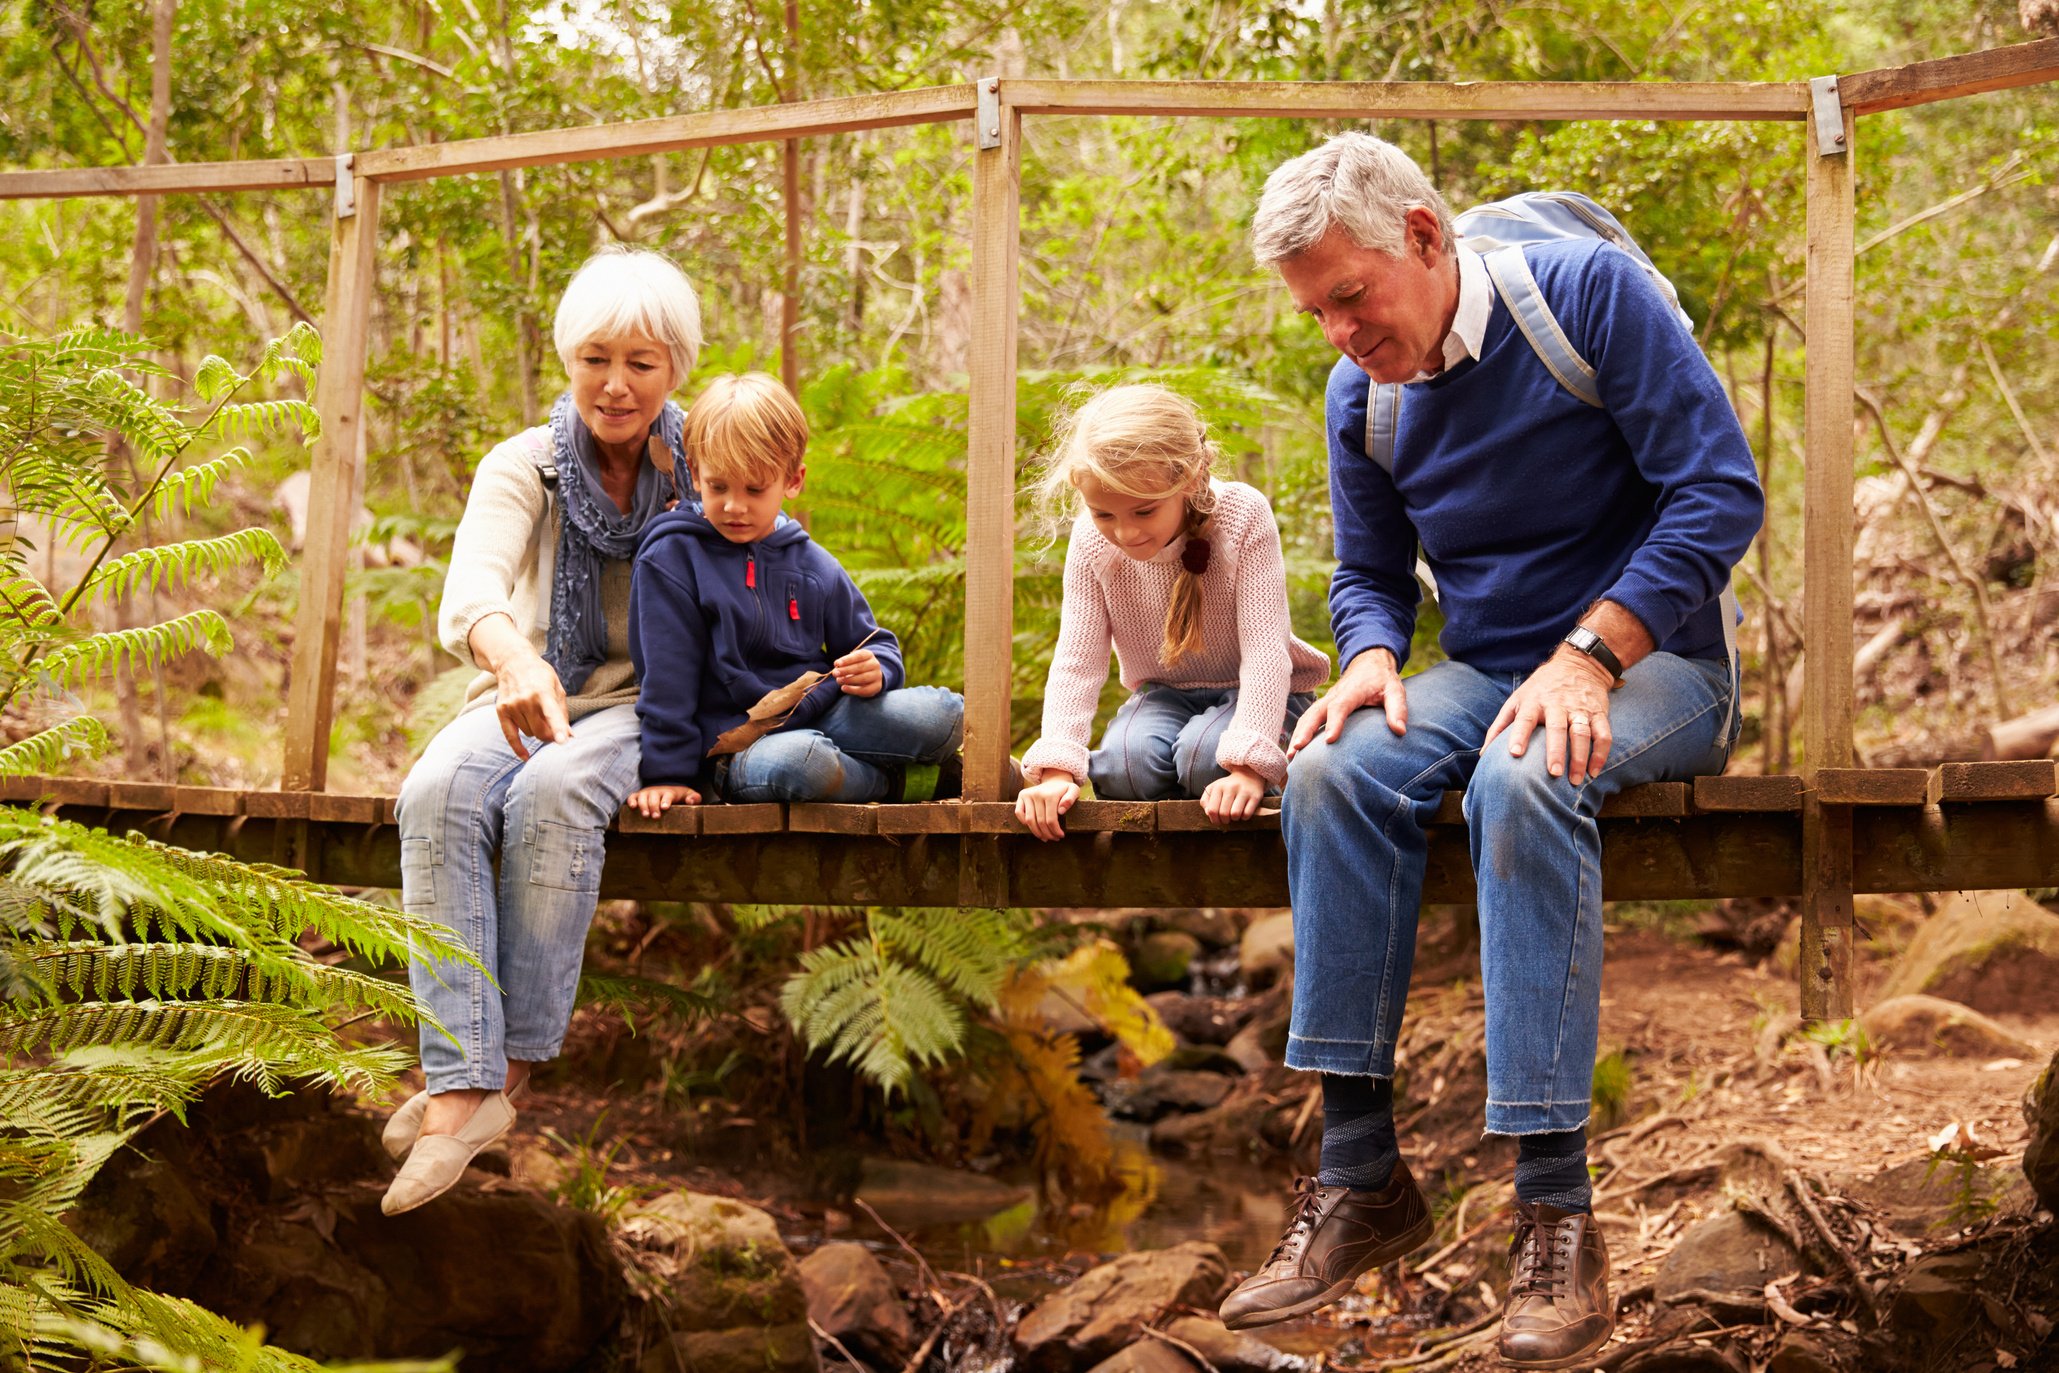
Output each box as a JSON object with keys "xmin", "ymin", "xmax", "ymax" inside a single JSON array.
[
  {"xmin": 437, "ymin": 426, "xmax": 640, "ymax": 720},
  {"xmin": 1021, "ymin": 480, "xmax": 1330, "ymax": 786}
]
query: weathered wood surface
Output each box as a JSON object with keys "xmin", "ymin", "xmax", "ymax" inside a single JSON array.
[
  {"xmin": 1002, "ymin": 79, "xmax": 1809, "ymax": 120},
  {"xmin": 1840, "ymin": 37, "xmax": 2059, "ymax": 115},
  {"xmin": 0, "ymin": 157, "xmax": 335, "ymax": 200},
  {"xmin": 1816, "ymin": 767, "xmax": 1939, "ymax": 806}
]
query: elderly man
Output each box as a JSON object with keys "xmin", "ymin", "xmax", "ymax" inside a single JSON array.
[{"xmin": 1218, "ymin": 133, "xmax": 1763, "ymax": 1367}]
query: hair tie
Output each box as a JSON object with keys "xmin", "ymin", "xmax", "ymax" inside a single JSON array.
[{"xmin": 1180, "ymin": 536, "xmax": 1212, "ymax": 576}]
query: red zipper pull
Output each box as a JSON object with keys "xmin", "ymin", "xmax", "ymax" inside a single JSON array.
[
  {"xmin": 746, "ymin": 554, "xmax": 756, "ymax": 589},
  {"xmin": 789, "ymin": 594, "xmax": 800, "ymax": 621}
]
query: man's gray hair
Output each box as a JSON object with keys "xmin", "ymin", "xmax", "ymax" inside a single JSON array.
[{"xmin": 1251, "ymin": 132, "xmax": 1457, "ymax": 266}]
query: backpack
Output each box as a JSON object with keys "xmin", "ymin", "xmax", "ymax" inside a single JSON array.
[{"xmin": 1364, "ymin": 190, "xmax": 1741, "ymax": 740}]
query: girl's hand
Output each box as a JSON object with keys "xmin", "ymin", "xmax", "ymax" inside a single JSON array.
[
  {"xmin": 1200, "ymin": 765, "xmax": 1267, "ymax": 824},
  {"xmin": 832, "ymin": 648, "xmax": 884, "ymax": 697},
  {"xmin": 1015, "ymin": 775, "xmax": 1080, "ymax": 842},
  {"xmin": 628, "ymin": 785, "xmax": 701, "ymax": 817}
]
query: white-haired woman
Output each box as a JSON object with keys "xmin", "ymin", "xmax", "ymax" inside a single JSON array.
[{"xmin": 381, "ymin": 247, "xmax": 702, "ymax": 1215}]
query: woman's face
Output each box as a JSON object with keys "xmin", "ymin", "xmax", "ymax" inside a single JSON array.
[{"xmin": 569, "ymin": 332, "xmax": 675, "ymax": 461}]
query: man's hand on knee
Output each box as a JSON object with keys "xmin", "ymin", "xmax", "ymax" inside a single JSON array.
[
  {"xmin": 1484, "ymin": 650, "xmax": 1615, "ymax": 784},
  {"xmin": 1290, "ymin": 648, "xmax": 1406, "ymax": 758}
]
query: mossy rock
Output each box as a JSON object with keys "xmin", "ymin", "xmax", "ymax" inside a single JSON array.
[
  {"xmin": 1859, "ymin": 994, "xmax": 2037, "ymax": 1060},
  {"xmin": 1878, "ymin": 890, "xmax": 2059, "ymax": 1015},
  {"xmin": 2024, "ymin": 1051, "xmax": 2059, "ymax": 1211},
  {"xmin": 1133, "ymin": 931, "xmax": 1202, "ymax": 990},
  {"xmin": 621, "ymin": 1191, "xmax": 809, "ymax": 1335}
]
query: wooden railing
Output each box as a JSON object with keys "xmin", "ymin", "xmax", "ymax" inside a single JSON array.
[{"xmin": 3, "ymin": 37, "xmax": 2057, "ymax": 1017}]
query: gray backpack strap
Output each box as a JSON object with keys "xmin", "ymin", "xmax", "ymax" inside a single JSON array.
[
  {"xmin": 1361, "ymin": 378, "xmax": 1438, "ymax": 603},
  {"xmin": 1481, "ymin": 245, "xmax": 1602, "ymax": 407}
]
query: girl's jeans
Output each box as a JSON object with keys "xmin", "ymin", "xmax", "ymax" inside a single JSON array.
[
  {"xmin": 1088, "ymin": 685, "xmax": 1315, "ymax": 799},
  {"xmin": 398, "ymin": 701, "xmax": 643, "ymax": 1093},
  {"xmin": 721, "ymin": 686, "xmax": 964, "ymax": 803},
  {"xmin": 1282, "ymin": 653, "xmax": 1733, "ymax": 1135}
]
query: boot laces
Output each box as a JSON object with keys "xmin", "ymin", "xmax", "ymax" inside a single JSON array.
[
  {"xmin": 1264, "ymin": 1176, "xmax": 1327, "ymax": 1268},
  {"xmin": 1508, "ymin": 1215, "xmax": 1577, "ymax": 1301}
]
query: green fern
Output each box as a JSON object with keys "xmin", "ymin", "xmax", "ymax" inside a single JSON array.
[
  {"xmin": 32, "ymin": 610, "xmax": 233, "ymax": 690},
  {"xmin": 0, "ymin": 717, "xmax": 110, "ymax": 778},
  {"xmin": 576, "ymin": 967, "xmax": 726, "ymax": 1035},
  {"xmin": 78, "ymin": 529, "xmax": 289, "ymax": 605}
]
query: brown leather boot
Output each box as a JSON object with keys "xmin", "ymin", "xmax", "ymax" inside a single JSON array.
[
  {"xmin": 1497, "ymin": 1201, "xmax": 1615, "ymax": 1369},
  {"xmin": 1218, "ymin": 1162, "xmax": 1433, "ymax": 1330}
]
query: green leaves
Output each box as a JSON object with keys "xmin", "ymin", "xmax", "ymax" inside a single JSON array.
[{"xmin": 78, "ymin": 529, "xmax": 290, "ymax": 605}]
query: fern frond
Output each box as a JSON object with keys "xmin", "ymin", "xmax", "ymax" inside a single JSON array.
[
  {"xmin": 202, "ymin": 398, "xmax": 320, "ymax": 444},
  {"xmin": 0, "ymin": 716, "xmax": 109, "ymax": 778},
  {"xmin": 17, "ymin": 942, "xmax": 423, "ymax": 1024},
  {"xmin": 77, "ymin": 529, "xmax": 288, "ymax": 605},
  {"xmin": 576, "ymin": 967, "xmax": 725, "ymax": 1035},
  {"xmin": 0, "ymin": 571, "xmax": 63, "ymax": 632},
  {"xmin": 150, "ymin": 448, "xmax": 252, "ymax": 520},
  {"xmin": 0, "ymin": 998, "xmax": 341, "ymax": 1058},
  {"xmin": 33, "ymin": 611, "xmax": 232, "ymax": 690}
]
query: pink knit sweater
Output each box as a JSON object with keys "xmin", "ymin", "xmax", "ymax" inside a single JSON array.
[{"xmin": 1021, "ymin": 480, "xmax": 1331, "ymax": 787}]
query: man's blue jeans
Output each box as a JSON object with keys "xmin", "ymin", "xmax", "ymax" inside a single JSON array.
[
  {"xmin": 1282, "ymin": 653, "xmax": 1733, "ymax": 1135},
  {"xmin": 722, "ymin": 685, "xmax": 964, "ymax": 802},
  {"xmin": 398, "ymin": 701, "xmax": 643, "ymax": 1093},
  {"xmin": 1089, "ymin": 685, "xmax": 1315, "ymax": 799}
]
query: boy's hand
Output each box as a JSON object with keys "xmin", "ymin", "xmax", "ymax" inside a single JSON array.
[
  {"xmin": 832, "ymin": 648, "xmax": 884, "ymax": 697},
  {"xmin": 1015, "ymin": 775, "xmax": 1079, "ymax": 842},
  {"xmin": 628, "ymin": 785, "xmax": 700, "ymax": 817},
  {"xmin": 1200, "ymin": 765, "xmax": 1267, "ymax": 824}
]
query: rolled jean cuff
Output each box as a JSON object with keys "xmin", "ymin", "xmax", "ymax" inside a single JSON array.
[
  {"xmin": 502, "ymin": 1040, "xmax": 562, "ymax": 1063},
  {"xmin": 1484, "ymin": 1100, "xmax": 1594, "ymax": 1136},
  {"xmin": 1284, "ymin": 1035, "xmax": 1395, "ymax": 1077},
  {"xmin": 424, "ymin": 1062, "xmax": 511, "ymax": 1094}
]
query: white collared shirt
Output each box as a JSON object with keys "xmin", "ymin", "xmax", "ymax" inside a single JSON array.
[{"xmin": 1404, "ymin": 246, "xmax": 1491, "ymax": 383}]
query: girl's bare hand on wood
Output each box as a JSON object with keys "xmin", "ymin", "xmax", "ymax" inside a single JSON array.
[{"xmin": 1015, "ymin": 775, "xmax": 1079, "ymax": 842}]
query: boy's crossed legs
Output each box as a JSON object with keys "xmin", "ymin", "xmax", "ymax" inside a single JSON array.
[{"xmin": 722, "ymin": 685, "xmax": 963, "ymax": 803}]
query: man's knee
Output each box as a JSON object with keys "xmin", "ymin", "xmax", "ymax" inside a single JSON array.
[
  {"xmin": 1465, "ymin": 741, "xmax": 1579, "ymax": 823},
  {"xmin": 1286, "ymin": 713, "xmax": 1407, "ymax": 808}
]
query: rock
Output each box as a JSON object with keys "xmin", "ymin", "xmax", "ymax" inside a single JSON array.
[
  {"xmin": 69, "ymin": 1152, "xmax": 218, "ymax": 1291},
  {"xmin": 622, "ymin": 1190, "xmax": 816, "ymax": 1373},
  {"xmin": 855, "ymin": 1158, "xmax": 1033, "ymax": 1229},
  {"xmin": 1239, "ymin": 914, "xmax": 1295, "ymax": 988},
  {"xmin": 1879, "ymin": 889, "xmax": 2059, "ymax": 1015},
  {"xmin": 1013, "ymin": 1242, "xmax": 1230, "ymax": 1372},
  {"xmin": 1107, "ymin": 1067, "xmax": 1235, "ymax": 1122},
  {"xmin": 1160, "ymin": 907, "xmax": 1241, "ymax": 949},
  {"xmin": 1162, "ymin": 1314, "xmax": 1306, "ymax": 1371},
  {"xmin": 1224, "ymin": 1017, "xmax": 1282, "ymax": 1074},
  {"xmin": 1653, "ymin": 1210, "xmax": 1802, "ymax": 1303},
  {"xmin": 1849, "ymin": 1156, "xmax": 2015, "ymax": 1237},
  {"xmin": 1620, "ymin": 1348, "xmax": 1747, "ymax": 1373},
  {"xmin": 1859, "ymin": 994, "xmax": 2037, "ymax": 1059},
  {"xmin": 1887, "ymin": 1250, "xmax": 1986, "ymax": 1344},
  {"xmin": 1765, "ymin": 1331, "xmax": 1842, "ymax": 1373},
  {"xmin": 2024, "ymin": 1050, "xmax": 2059, "ymax": 1210},
  {"xmin": 1135, "ymin": 931, "xmax": 1203, "ymax": 990},
  {"xmin": 1147, "ymin": 991, "xmax": 1256, "ymax": 1046},
  {"xmin": 1085, "ymin": 1344, "xmax": 1204, "ymax": 1373},
  {"xmin": 798, "ymin": 1241, "xmax": 913, "ymax": 1361},
  {"xmin": 1710, "ymin": 1137, "xmax": 1796, "ymax": 1199}
]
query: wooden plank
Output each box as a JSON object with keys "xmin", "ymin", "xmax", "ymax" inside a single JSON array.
[
  {"xmin": 1815, "ymin": 767, "xmax": 1939, "ymax": 806},
  {"xmin": 1003, "ymin": 79, "xmax": 1809, "ymax": 121},
  {"xmin": 1600, "ymin": 783, "xmax": 1692, "ymax": 818},
  {"xmin": 0, "ymin": 157, "xmax": 334, "ymax": 201},
  {"xmin": 615, "ymin": 804, "xmax": 701, "ymax": 836},
  {"xmin": 1154, "ymin": 801, "xmax": 1282, "ymax": 832},
  {"xmin": 1841, "ymin": 37, "xmax": 2059, "ymax": 116},
  {"xmin": 355, "ymin": 86, "xmax": 976, "ymax": 183},
  {"xmin": 1061, "ymin": 800, "xmax": 1156, "ymax": 832},
  {"xmin": 1428, "ymin": 792, "xmax": 1466, "ymax": 826},
  {"xmin": 280, "ymin": 177, "xmax": 382, "ymax": 792},
  {"xmin": 0, "ymin": 775, "xmax": 53, "ymax": 804},
  {"xmin": 1799, "ymin": 110, "xmax": 1859, "ymax": 1023},
  {"xmin": 243, "ymin": 791, "xmax": 314, "ymax": 820},
  {"xmin": 959, "ymin": 802, "xmax": 1030, "ymax": 835},
  {"xmin": 961, "ymin": 91, "xmax": 1020, "ymax": 804},
  {"xmin": 696, "ymin": 803, "xmax": 785, "ymax": 835},
  {"xmin": 36, "ymin": 777, "xmax": 109, "ymax": 808},
  {"xmin": 789, "ymin": 804, "xmax": 880, "ymax": 835},
  {"xmin": 1937, "ymin": 759, "xmax": 2057, "ymax": 802},
  {"xmin": 170, "ymin": 786, "xmax": 245, "ymax": 816},
  {"xmin": 1694, "ymin": 774, "xmax": 1805, "ymax": 811},
  {"xmin": 875, "ymin": 804, "xmax": 965, "ymax": 835},
  {"xmin": 106, "ymin": 782, "xmax": 177, "ymax": 812},
  {"xmin": 305, "ymin": 793, "xmax": 386, "ymax": 824}
]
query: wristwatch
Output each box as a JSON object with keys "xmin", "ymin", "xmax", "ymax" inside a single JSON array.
[{"xmin": 1561, "ymin": 625, "xmax": 1624, "ymax": 684}]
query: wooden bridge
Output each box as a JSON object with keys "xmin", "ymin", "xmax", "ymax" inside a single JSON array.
[{"xmin": 4, "ymin": 39, "xmax": 2059, "ymax": 1018}]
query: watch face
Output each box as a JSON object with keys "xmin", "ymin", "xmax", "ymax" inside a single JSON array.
[{"xmin": 1567, "ymin": 628, "xmax": 1598, "ymax": 652}]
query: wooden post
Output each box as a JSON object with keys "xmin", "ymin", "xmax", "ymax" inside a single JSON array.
[
  {"xmin": 1799, "ymin": 92, "xmax": 1857, "ymax": 1020},
  {"xmin": 282, "ymin": 169, "xmax": 382, "ymax": 792},
  {"xmin": 962, "ymin": 83, "xmax": 1020, "ymax": 804},
  {"xmin": 779, "ymin": 0, "xmax": 801, "ymax": 397}
]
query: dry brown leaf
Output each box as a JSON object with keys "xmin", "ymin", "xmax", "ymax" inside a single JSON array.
[
  {"xmin": 646, "ymin": 432, "xmax": 675, "ymax": 478},
  {"xmin": 708, "ymin": 670, "xmax": 827, "ymax": 756}
]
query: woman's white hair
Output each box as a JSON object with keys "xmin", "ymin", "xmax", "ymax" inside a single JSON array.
[
  {"xmin": 1251, "ymin": 132, "xmax": 1456, "ymax": 266},
  {"xmin": 552, "ymin": 246, "xmax": 703, "ymax": 385}
]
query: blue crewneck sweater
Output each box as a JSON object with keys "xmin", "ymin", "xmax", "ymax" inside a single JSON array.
[
  {"xmin": 1325, "ymin": 239, "xmax": 1764, "ymax": 674},
  {"xmin": 629, "ymin": 510, "xmax": 904, "ymax": 790}
]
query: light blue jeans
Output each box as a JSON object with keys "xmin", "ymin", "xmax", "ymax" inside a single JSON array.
[
  {"xmin": 397, "ymin": 701, "xmax": 643, "ymax": 1093},
  {"xmin": 721, "ymin": 686, "xmax": 964, "ymax": 802},
  {"xmin": 1282, "ymin": 654, "xmax": 1733, "ymax": 1135},
  {"xmin": 1088, "ymin": 685, "xmax": 1315, "ymax": 800}
]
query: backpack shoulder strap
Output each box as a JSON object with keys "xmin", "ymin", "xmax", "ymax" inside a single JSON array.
[
  {"xmin": 1481, "ymin": 245, "xmax": 1602, "ymax": 408},
  {"xmin": 1363, "ymin": 380, "xmax": 1401, "ymax": 476}
]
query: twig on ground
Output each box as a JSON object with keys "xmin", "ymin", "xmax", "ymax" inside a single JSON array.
[
  {"xmin": 896, "ymin": 1291, "xmax": 962, "ymax": 1373},
  {"xmin": 1659, "ymin": 1285, "xmax": 1771, "ymax": 1324},
  {"xmin": 810, "ymin": 1317, "xmax": 869, "ymax": 1369},
  {"xmin": 1142, "ymin": 1324, "xmax": 1222, "ymax": 1373},
  {"xmin": 1414, "ymin": 1203, "xmax": 1511, "ymax": 1275},
  {"xmin": 853, "ymin": 1196, "xmax": 943, "ymax": 1297},
  {"xmin": 1289, "ymin": 1084, "xmax": 1322, "ymax": 1147},
  {"xmin": 1785, "ymin": 1169, "xmax": 1884, "ymax": 1322},
  {"xmin": 1733, "ymin": 1190, "xmax": 1808, "ymax": 1256},
  {"xmin": 1765, "ymin": 1279, "xmax": 1814, "ymax": 1326}
]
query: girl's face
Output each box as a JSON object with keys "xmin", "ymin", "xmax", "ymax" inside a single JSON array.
[{"xmin": 1077, "ymin": 471, "xmax": 1198, "ymax": 562}]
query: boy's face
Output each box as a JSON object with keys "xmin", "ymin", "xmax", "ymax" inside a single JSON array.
[
  {"xmin": 696, "ymin": 462, "xmax": 804, "ymax": 544},
  {"xmin": 1076, "ymin": 473, "xmax": 1191, "ymax": 562}
]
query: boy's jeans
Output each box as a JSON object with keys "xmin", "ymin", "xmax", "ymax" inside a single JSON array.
[
  {"xmin": 397, "ymin": 701, "xmax": 643, "ymax": 1093},
  {"xmin": 1282, "ymin": 654, "xmax": 1733, "ymax": 1135},
  {"xmin": 722, "ymin": 686, "xmax": 964, "ymax": 803},
  {"xmin": 1088, "ymin": 685, "xmax": 1315, "ymax": 800}
]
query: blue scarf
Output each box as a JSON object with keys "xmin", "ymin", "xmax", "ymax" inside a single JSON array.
[{"xmin": 543, "ymin": 392, "xmax": 684, "ymax": 694}]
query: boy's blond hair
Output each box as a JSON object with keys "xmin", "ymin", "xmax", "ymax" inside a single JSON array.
[{"xmin": 685, "ymin": 372, "xmax": 809, "ymax": 485}]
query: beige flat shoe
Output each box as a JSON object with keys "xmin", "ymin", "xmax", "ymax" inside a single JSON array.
[
  {"xmin": 380, "ymin": 1091, "xmax": 517, "ymax": 1216},
  {"xmin": 381, "ymin": 1079, "xmax": 529, "ymax": 1161}
]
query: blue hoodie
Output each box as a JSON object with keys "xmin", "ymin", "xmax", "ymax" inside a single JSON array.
[{"xmin": 629, "ymin": 510, "xmax": 905, "ymax": 790}]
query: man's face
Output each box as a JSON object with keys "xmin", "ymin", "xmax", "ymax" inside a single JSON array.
[
  {"xmin": 696, "ymin": 463, "xmax": 804, "ymax": 544},
  {"xmin": 1276, "ymin": 210, "xmax": 1458, "ymax": 384}
]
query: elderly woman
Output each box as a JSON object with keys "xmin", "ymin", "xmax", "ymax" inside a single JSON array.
[{"xmin": 380, "ymin": 246, "xmax": 700, "ymax": 1215}]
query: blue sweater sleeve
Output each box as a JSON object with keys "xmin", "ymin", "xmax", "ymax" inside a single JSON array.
[
  {"xmin": 1323, "ymin": 357, "xmax": 1422, "ymax": 671},
  {"xmin": 1575, "ymin": 248, "xmax": 1765, "ymax": 647},
  {"xmin": 629, "ymin": 557, "xmax": 711, "ymax": 789},
  {"xmin": 783, "ymin": 550, "xmax": 906, "ymax": 732}
]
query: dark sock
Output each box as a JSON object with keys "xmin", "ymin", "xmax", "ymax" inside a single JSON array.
[
  {"xmin": 1317, "ymin": 1074, "xmax": 1397, "ymax": 1191},
  {"xmin": 1514, "ymin": 1126, "xmax": 1592, "ymax": 1214}
]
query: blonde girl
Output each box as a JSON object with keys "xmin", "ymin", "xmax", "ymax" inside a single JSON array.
[{"xmin": 1015, "ymin": 384, "xmax": 1331, "ymax": 840}]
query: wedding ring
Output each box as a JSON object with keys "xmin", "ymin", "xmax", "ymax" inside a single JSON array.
[{"xmin": 1569, "ymin": 714, "xmax": 1592, "ymax": 732}]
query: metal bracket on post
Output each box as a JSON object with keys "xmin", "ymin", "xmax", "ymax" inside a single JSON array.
[
  {"xmin": 1809, "ymin": 75, "xmax": 1847, "ymax": 157},
  {"xmin": 334, "ymin": 153, "xmax": 356, "ymax": 219},
  {"xmin": 976, "ymin": 77, "xmax": 1002, "ymax": 150}
]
